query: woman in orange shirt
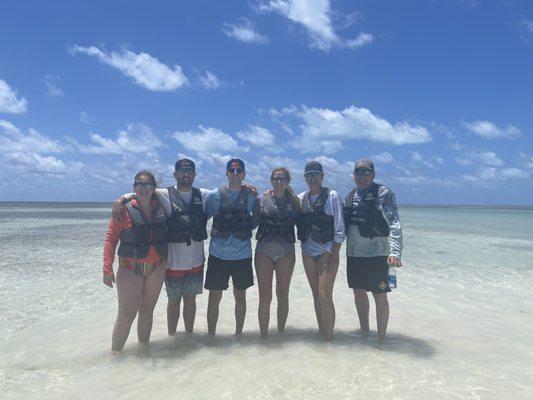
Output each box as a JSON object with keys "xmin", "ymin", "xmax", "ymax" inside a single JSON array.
[{"xmin": 103, "ymin": 170, "xmax": 168, "ymax": 352}]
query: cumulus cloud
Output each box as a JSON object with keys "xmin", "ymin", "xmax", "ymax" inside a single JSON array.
[
  {"xmin": 70, "ymin": 45, "xmax": 188, "ymax": 91},
  {"xmin": 410, "ymin": 151, "xmax": 444, "ymax": 169},
  {"xmin": 0, "ymin": 79, "xmax": 28, "ymax": 114},
  {"xmin": 0, "ymin": 120, "xmax": 65, "ymax": 153},
  {"xmin": 199, "ymin": 71, "xmax": 224, "ymax": 90},
  {"xmin": 274, "ymin": 105, "xmax": 431, "ymax": 154},
  {"xmin": 464, "ymin": 120, "xmax": 521, "ymax": 139},
  {"xmin": 4, "ymin": 152, "xmax": 70, "ymax": 174},
  {"xmin": 223, "ymin": 20, "xmax": 269, "ymax": 44},
  {"xmin": 173, "ymin": 126, "xmax": 243, "ymax": 154},
  {"xmin": 464, "ymin": 167, "xmax": 529, "ymax": 184},
  {"xmin": 456, "ymin": 151, "xmax": 504, "ymax": 167},
  {"xmin": 42, "ymin": 74, "xmax": 65, "ymax": 98},
  {"xmin": 74, "ymin": 123, "xmax": 163, "ymax": 156},
  {"xmin": 371, "ymin": 152, "xmax": 394, "ymax": 164},
  {"xmin": 237, "ymin": 125, "xmax": 276, "ymax": 148},
  {"xmin": 259, "ymin": 0, "xmax": 373, "ymax": 51},
  {"xmin": 80, "ymin": 111, "xmax": 92, "ymax": 124},
  {"xmin": 519, "ymin": 152, "xmax": 533, "ymax": 169}
]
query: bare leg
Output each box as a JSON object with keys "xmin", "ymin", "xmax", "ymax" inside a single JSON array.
[
  {"xmin": 302, "ymin": 253, "xmax": 323, "ymax": 333},
  {"xmin": 234, "ymin": 288, "xmax": 246, "ymax": 335},
  {"xmin": 255, "ymin": 251, "xmax": 274, "ymax": 338},
  {"xmin": 183, "ymin": 295, "xmax": 196, "ymax": 333},
  {"xmin": 112, "ymin": 267, "xmax": 143, "ymax": 352},
  {"xmin": 373, "ymin": 292, "xmax": 389, "ymax": 341},
  {"xmin": 274, "ymin": 253, "xmax": 295, "ymax": 333},
  {"xmin": 137, "ymin": 264, "xmax": 166, "ymax": 344},
  {"xmin": 353, "ymin": 289, "xmax": 370, "ymax": 334},
  {"xmin": 207, "ymin": 290, "xmax": 222, "ymax": 335},
  {"xmin": 317, "ymin": 253, "xmax": 337, "ymax": 342},
  {"xmin": 167, "ymin": 297, "xmax": 181, "ymax": 336}
]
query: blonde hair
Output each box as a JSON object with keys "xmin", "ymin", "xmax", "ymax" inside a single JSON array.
[{"xmin": 270, "ymin": 167, "xmax": 300, "ymax": 211}]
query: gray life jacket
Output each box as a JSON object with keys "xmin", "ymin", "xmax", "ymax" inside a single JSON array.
[
  {"xmin": 117, "ymin": 201, "xmax": 168, "ymax": 259},
  {"xmin": 297, "ymin": 187, "xmax": 334, "ymax": 244},
  {"xmin": 256, "ymin": 192, "xmax": 297, "ymax": 243},
  {"xmin": 344, "ymin": 183, "xmax": 389, "ymax": 239},
  {"xmin": 167, "ymin": 187, "xmax": 208, "ymax": 246},
  {"xmin": 211, "ymin": 186, "xmax": 254, "ymax": 240}
]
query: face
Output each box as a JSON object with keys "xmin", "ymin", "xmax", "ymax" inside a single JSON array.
[
  {"xmin": 271, "ymin": 170, "xmax": 289, "ymax": 191},
  {"xmin": 133, "ymin": 174, "xmax": 155, "ymax": 200},
  {"xmin": 354, "ymin": 169, "xmax": 375, "ymax": 189},
  {"xmin": 305, "ymin": 172, "xmax": 323, "ymax": 191},
  {"xmin": 226, "ymin": 167, "xmax": 245, "ymax": 186},
  {"xmin": 174, "ymin": 167, "xmax": 196, "ymax": 188}
]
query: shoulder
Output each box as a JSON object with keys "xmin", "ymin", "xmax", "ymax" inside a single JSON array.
[
  {"xmin": 375, "ymin": 183, "xmax": 393, "ymax": 198},
  {"xmin": 327, "ymin": 189, "xmax": 341, "ymax": 200},
  {"xmin": 344, "ymin": 188, "xmax": 356, "ymax": 203},
  {"xmin": 297, "ymin": 191, "xmax": 305, "ymax": 200}
]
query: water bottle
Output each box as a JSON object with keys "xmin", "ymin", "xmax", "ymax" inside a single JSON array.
[{"xmin": 388, "ymin": 267, "xmax": 397, "ymax": 289}]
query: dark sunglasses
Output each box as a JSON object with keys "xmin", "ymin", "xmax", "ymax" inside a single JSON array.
[
  {"xmin": 177, "ymin": 168, "xmax": 195, "ymax": 174},
  {"xmin": 305, "ymin": 172, "xmax": 322, "ymax": 178},
  {"xmin": 228, "ymin": 168, "xmax": 244, "ymax": 174},
  {"xmin": 272, "ymin": 176, "xmax": 288, "ymax": 183},
  {"xmin": 134, "ymin": 182, "xmax": 155, "ymax": 189},
  {"xmin": 354, "ymin": 169, "xmax": 372, "ymax": 176}
]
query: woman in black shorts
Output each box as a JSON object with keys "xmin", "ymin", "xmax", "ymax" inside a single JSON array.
[{"xmin": 254, "ymin": 167, "xmax": 300, "ymax": 338}]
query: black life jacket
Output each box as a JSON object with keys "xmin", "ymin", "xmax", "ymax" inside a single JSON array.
[
  {"xmin": 256, "ymin": 192, "xmax": 297, "ymax": 243},
  {"xmin": 344, "ymin": 183, "xmax": 389, "ymax": 239},
  {"xmin": 297, "ymin": 187, "xmax": 334, "ymax": 244},
  {"xmin": 117, "ymin": 201, "xmax": 168, "ymax": 259},
  {"xmin": 167, "ymin": 187, "xmax": 208, "ymax": 246},
  {"xmin": 211, "ymin": 186, "xmax": 254, "ymax": 240}
]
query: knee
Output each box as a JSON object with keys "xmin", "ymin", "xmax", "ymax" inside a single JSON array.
[
  {"xmin": 138, "ymin": 302, "xmax": 155, "ymax": 315},
  {"xmin": 117, "ymin": 310, "xmax": 136, "ymax": 326},
  {"xmin": 183, "ymin": 295, "xmax": 196, "ymax": 306},
  {"xmin": 208, "ymin": 291, "xmax": 222, "ymax": 305},
  {"xmin": 275, "ymin": 288, "xmax": 289, "ymax": 302},
  {"xmin": 353, "ymin": 289, "xmax": 367, "ymax": 300},
  {"xmin": 234, "ymin": 290, "xmax": 246, "ymax": 304},
  {"xmin": 259, "ymin": 292, "xmax": 272, "ymax": 305},
  {"xmin": 318, "ymin": 289, "xmax": 332, "ymax": 303},
  {"xmin": 373, "ymin": 292, "xmax": 388, "ymax": 305}
]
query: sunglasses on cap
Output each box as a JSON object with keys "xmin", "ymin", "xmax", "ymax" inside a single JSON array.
[
  {"xmin": 228, "ymin": 167, "xmax": 244, "ymax": 174},
  {"xmin": 177, "ymin": 167, "xmax": 195, "ymax": 174},
  {"xmin": 354, "ymin": 169, "xmax": 372, "ymax": 176},
  {"xmin": 134, "ymin": 182, "xmax": 155, "ymax": 189}
]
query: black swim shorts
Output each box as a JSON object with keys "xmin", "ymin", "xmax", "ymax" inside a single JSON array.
[
  {"xmin": 347, "ymin": 256, "xmax": 391, "ymax": 293},
  {"xmin": 204, "ymin": 255, "xmax": 254, "ymax": 290}
]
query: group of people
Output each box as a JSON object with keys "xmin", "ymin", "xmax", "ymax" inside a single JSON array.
[{"xmin": 102, "ymin": 158, "xmax": 403, "ymax": 352}]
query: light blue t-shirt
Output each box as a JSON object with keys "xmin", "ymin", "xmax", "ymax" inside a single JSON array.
[{"xmin": 206, "ymin": 187, "xmax": 258, "ymax": 260}]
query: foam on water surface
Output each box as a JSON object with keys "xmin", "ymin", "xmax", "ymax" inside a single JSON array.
[{"xmin": 0, "ymin": 204, "xmax": 532, "ymax": 399}]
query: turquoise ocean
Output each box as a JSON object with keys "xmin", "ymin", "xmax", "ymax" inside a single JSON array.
[{"xmin": 0, "ymin": 203, "xmax": 532, "ymax": 399}]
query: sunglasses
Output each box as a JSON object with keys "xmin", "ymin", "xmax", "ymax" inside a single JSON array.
[
  {"xmin": 177, "ymin": 168, "xmax": 195, "ymax": 174},
  {"xmin": 305, "ymin": 172, "xmax": 322, "ymax": 178},
  {"xmin": 228, "ymin": 168, "xmax": 244, "ymax": 174},
  {"xmin": 134, "ymin": 182, "xmax": 155, "ymax": 189},
  {"xmin": 354, "ymin": 169, "xmax": 372, "ymax": 176},
  {"xmin": 272, "ymin": 176, "xmax": 288, "ymax": 183}
]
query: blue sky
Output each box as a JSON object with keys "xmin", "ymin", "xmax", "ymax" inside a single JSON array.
[{"xmin": 0, "ymin": 0, "xmax": 532, "ymax": 204}]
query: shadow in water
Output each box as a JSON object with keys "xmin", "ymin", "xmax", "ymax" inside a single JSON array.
[{"xmin": 126, "ymin": 327, "xmax": 437, "ymax": 360}]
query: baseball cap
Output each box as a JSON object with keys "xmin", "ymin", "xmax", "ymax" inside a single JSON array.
[
  {"xmin": 175, "ymin": 158, "xmax": 196, "ymax": 171},
  {"xmin": 226, "ymin": 158, "xmax": 245, "ymax": 171},
  {"xmin": 354, "ymin": 159, "xmax": 374, "ymax": 172},
  {"xmin": 304, "ymin": 160, "xmax": 324, "ymax": 176}
]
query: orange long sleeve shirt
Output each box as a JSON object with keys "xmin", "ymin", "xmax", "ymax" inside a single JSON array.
[{"xmin": 102, "ymin": 199, "xmax": 164, "ymax": 276}]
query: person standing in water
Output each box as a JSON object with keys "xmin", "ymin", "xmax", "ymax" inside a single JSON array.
[
  {"xmin": 204, "ymin": 159, "xmax": 259, "ymax": 336},
  {"xmin": 255, "ymin": 167, "xmax": 300, "ymax": 338},
  {"xmin": 344, "ymin": 159, "xmax": 403, "ymax": 341},
  {"xmin": 103, "ymin": 170, "xmax": 167, "ymax": 352},
  {"xmin": 297, "ymin": 161, "xmax": 345, "ymax": 341},
  {"xmin": 112, "ymin": 159, "xmax": 208, "ymax": 336}
]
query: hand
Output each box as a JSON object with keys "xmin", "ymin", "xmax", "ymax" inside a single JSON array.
[
  {"xmin": 262, "ymin": 189, "xmax": 270, "ymax": 196},
  {"xmin": 111, "ymin": 198, "xmax": 127, "ymax": 221},
  {"xmin": 243, "ymin": 183, "xmax": 258, "ymax": 197},
  {"xmin": 387, "ymin": 255, "xmax": 402, "ymax": 268},
  {"xmin": 103, "ymin": 273, "xmax": 115, "ymax": 288},
  {"xmin": 325, "ymin": 251, "xmax": 339, "ymax": 274}
]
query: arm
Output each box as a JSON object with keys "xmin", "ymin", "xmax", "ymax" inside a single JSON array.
[
  {"xmin": 102, "ymin": 217, "xmax": 124, "ymax": 287},
  {"xmin": 380, "ymin": 189, "xmax": 403, "ymax": 266},
  {"xmin": 249, "ymin": 194, "xmax": 261, "ymax": 229},
  {"xmin": 326, "ymin": 191, "xmax": 344, "ymax": 273},
  {"xmin": 111, "ymin": 192, "xmax": 134, "ymax": 221}
]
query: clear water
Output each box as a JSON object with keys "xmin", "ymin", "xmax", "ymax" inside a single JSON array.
[{"xmin": 1, "ymin": 203, "xmax": 532, "ymax": 399}]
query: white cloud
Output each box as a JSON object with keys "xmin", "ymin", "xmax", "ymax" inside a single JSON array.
[
  {"xmin": 70, "ymin": 45, "xmax": 188, "ymax": 91},
  {"xmin": 410, "ymin": 151, "xmax": 444, "ymax": 169},
  {"xmin": 80, "ymin": 111, "xmax": 92, "ymax": 124},
  {"xmin": 464, "ymin": 167, "xmax": 529, "ymax": 184},
  {"xmin": 173, "ymin": 126, "xmax": 243, "ymax": 154},
  {"xmin": 372, "ymin": 152, "xmax": 394, "ymax": 164},
  {"xmin": 519, "ymin": 152, "xmax": 533, "ymax": 169},
  {"xmin": 518, "ymin": 19, "xmax": 533, "ymax": 33},
  {"xmin": 276, "ymin": 105, "xmax": 431, "ymax": 154},
  {"xmin": 237, "ymin": 125, "xmax": 276, "ymax": 148},
  {"xmin": 199, "ymin": 71, "xmax": 224, "ymax": 90},
  {"xmin": 223, "ymin": 20, "xmax": 269, "ymax": 44},
  {"xmin": 74, "ymin": 123, "xmax": 163, "ymax": 155},
  {"xmin": 4, "ymin": 152, "xmax": 69, "ymax": 174},
  {"xmin": 259, "ymin": 0, "xmax": 373, "ymax": 51},
  {"xmin": 42, "ymin": 74, "xmax": 65, "ymax": 98},
  {"xmin": 456, "ymin": 151, "xmax": 504, "ymax": 167},
  {"xmin": 464, "ymin": 120, "xmax": 521, "ymax": 139},
  {"xmin": 0, "ymin": 79, "xmax": 28, "ymax": 114},
  {"xmin": 0, "ymin": 120, "xmax": 65, "ymax": 153}
]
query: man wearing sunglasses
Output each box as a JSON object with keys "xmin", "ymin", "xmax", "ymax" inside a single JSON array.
[
  {"xmin": 344, "ymin": 159, "xmax": 403, "ymax": 341},
  {"xmin": 204, "ymin": 158, "xmax": 260, "ymax": 336},
  {"xmin": 112, "ymin": 159, "xmax": 209, "ymax": 336}
]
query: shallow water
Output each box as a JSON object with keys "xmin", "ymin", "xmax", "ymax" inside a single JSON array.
[{"xmin": 1, "ymin": 203, "xmax": 532, "ymax": 399}]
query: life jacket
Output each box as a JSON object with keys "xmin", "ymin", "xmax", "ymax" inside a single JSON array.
[
  {"xmin": 256, "ymin": 192, "xmax": 297, "ymax": 243},
  {"xmin": 117, "ymin": 201, "xmax": 168, "ymax": 259},
  {"xmin": 297, "ymin": 187, "xmax": 334, "ymax": 244},
  {"xmin": 166, "ymin": 187, "xmax": 208, "ymax": 246},
  {"xmin": 344, "ymin": 183, "xmax": 389, "ymax": 239},
  {"xmin": 211, "ymin": 186, "xmax": 254, "ymax": 240}
]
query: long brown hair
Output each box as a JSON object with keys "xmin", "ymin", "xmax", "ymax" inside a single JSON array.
[
  {"xmin": 133, "ymin": 170, "xmax": 158, "ymax": 200},
  {"xmin": 270, "ymin": 167, "xmax": 300, "ymax": 212}
]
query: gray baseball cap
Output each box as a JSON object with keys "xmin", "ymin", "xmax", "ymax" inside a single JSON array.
[
  {"xmin": 354, "ymin": 159, "xmax": 374, "ymax": 172},
  {"xmin": 304, "ymin": 160, "xmax": 324, "ymax": 175}
]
